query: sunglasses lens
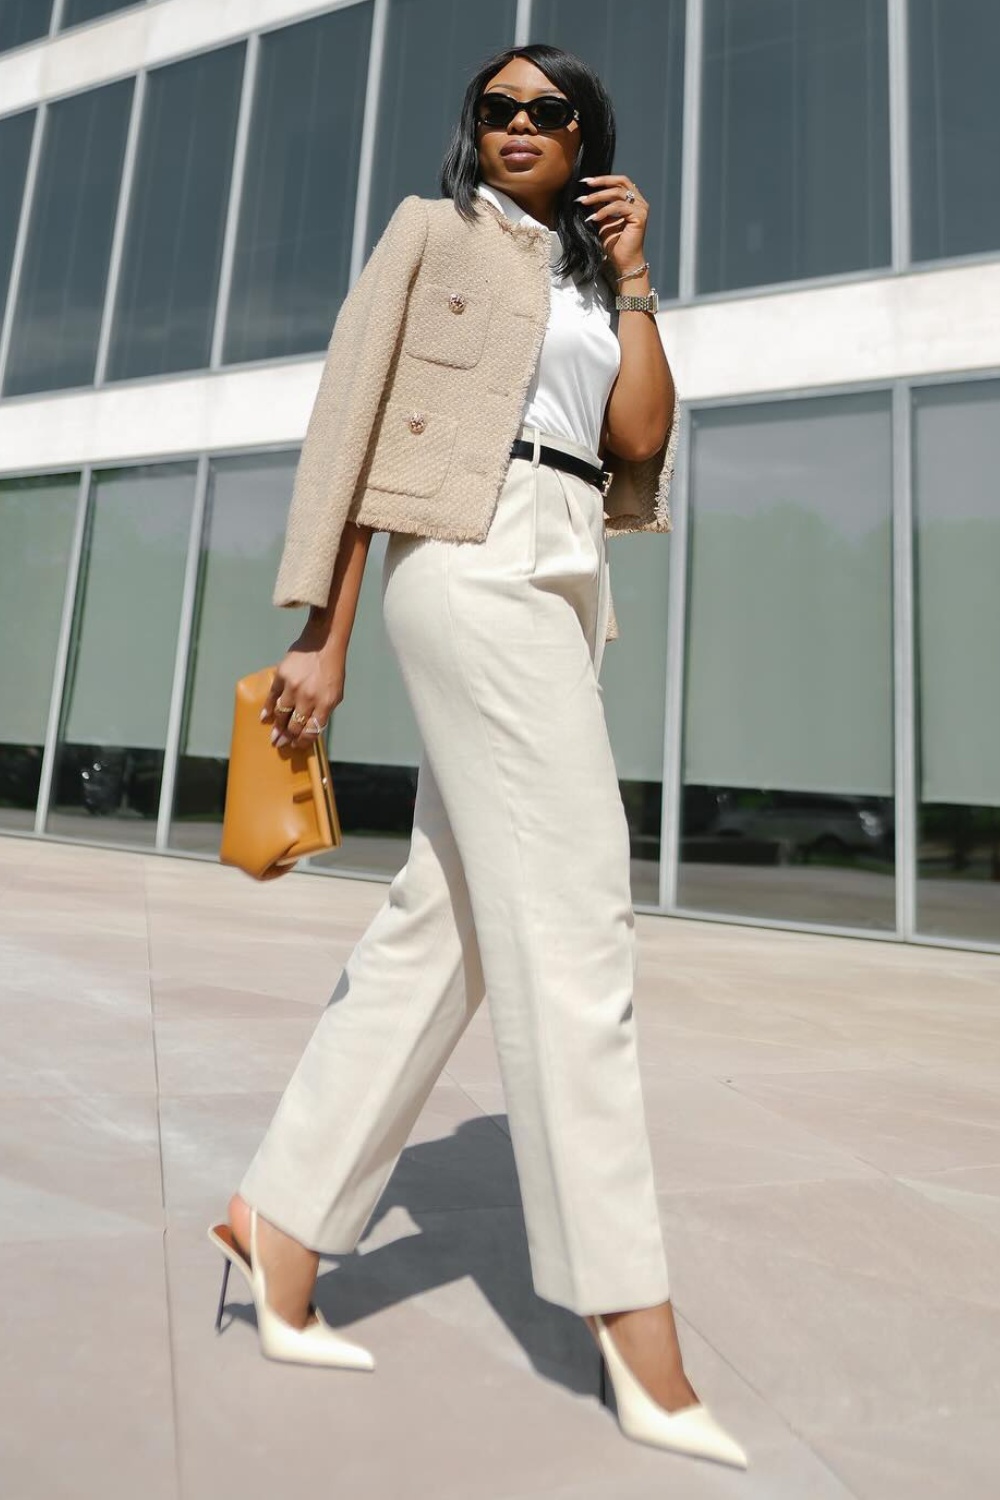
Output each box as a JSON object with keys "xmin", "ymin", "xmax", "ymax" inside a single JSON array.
[
  {"xmin": 531, "ymin": 97, "xmax": 574, "ymax": 130},
  {"xmin": 477, "ymin": 94, "xmax": 516, "ymax": 128}
]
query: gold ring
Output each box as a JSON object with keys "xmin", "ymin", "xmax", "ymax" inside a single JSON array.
[
  {"xmin": 274, "ymin": 702, "xmax": 294, "ymax": 715},
  {"xmin": 289, "ymin": 709, "xmax": 308, "ymax": 725}
]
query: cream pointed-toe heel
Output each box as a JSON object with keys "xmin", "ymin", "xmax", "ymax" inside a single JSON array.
[
  {"xmin": 207, "ymin": 1206, "xmax": 374, "ymax": 1371},
  {"xmin": 592, "ymin": 1314, "xmax": 747, "ymax": 1470}
]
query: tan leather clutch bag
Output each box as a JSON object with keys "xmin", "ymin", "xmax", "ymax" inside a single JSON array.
[{"xmin": 219, "ymin": 665, "xmax": 342, "ymax": 881}]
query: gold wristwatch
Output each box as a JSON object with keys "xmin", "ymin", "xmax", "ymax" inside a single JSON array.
[{"xmin": 615, "ymin": 289, "xmax": 659, "ymax": 313}]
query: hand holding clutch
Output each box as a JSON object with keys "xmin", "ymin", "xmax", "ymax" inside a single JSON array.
[{"xmin": 219, "ymin": 666, "xmax": 342, "ymax": 881}]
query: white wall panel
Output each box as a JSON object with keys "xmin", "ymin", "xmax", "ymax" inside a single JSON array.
[
  {"xmin": 0, "ymin": 361, "xmax": 323, "ymax": 472},
  {"xmin": 666, "ymin": 260, "xmax": 1000, "ymax": 402}
]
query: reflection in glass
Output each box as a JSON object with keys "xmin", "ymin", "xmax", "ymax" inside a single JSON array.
[
  {"xmin": 680, "ymin": 394, "xmax": 895, "ymax": 929},
  {"xmin": 0, "ymin": 110, "xmax": 35, "ymax": 326},
  {"xmin": 0, "ymin": 1, "xmax": 53, "ymax": 52},
  {"xmin": 60, "ymin": 0, "xmax": 142, "ymax": 28},
  {"xmin": 224, "ymin": 5, "xmax": 372, "ymax": 364},
  {"xmin": 914, "ymin": 380, "xmax": 1000, "ymax": 945},
  {"xmin": 46, "ymin": 464, "xmax": 196, "ymax": 845},
  {"xmin": 602, "ymin": 534, "xmax": 670, "ymax": 905},
  {"xmin": 698, "ymin": 0, "xmax": 890, "ymax": 293},
  {"xmin": 3, "ymin": 80, "xmax": 132, "ymax": 396},
  {"xmin": 530, "ymin": 0, "xmax": 686, "ymax": 299},
  {"xmin": 107, "ymin": 45, "xmax": 244, "ymax": 381},
  {"xmin": 909, "ymin": 0, "xmax": 1000, "ymax": 264},
  {"xmin": 0, "ymin": 474, "xmax": 79, "ymax": 832},
  {"xmin": 169, "ymin": 453, "xmax": 304, "ymax": 854},
  {"xmin": 366, "ymin": 0, "xmax": 517, "ymax": 250},
  {"xmin": 308, "ymin": 765, "xmax": 419, "ymax": 880}
]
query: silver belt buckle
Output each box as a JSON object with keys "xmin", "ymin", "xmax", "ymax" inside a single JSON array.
[{"xmin": 600, "ymin": 466, "xmax": 614, "ymax": 499}]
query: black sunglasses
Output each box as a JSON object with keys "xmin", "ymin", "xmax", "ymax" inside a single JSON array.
[{"xmin": 475, "ymin": 91, "xmax": 579, "ymax": 132}]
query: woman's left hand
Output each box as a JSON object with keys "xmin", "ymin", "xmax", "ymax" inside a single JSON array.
[{"xmin": 576, "ymin": 173, "xmax": 648, "ymax": 278}]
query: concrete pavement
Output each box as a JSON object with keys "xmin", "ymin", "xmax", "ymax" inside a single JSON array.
[{"xmin": 1, "ymin": 833, "xmax": 998, "ymax": 1499}]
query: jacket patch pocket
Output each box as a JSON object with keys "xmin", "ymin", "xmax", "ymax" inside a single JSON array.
[
  {"xmin": 367, "ymin": 409, "xmax": 458, "ymax": 498},
  {"xmin": 403, "ymin": 279, "xmax": 493, "ymax": 369}
]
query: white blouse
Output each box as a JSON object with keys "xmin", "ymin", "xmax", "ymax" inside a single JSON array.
[{"xmin": 475, "ymin": 181, "xmax": 621, "ymax": 455}]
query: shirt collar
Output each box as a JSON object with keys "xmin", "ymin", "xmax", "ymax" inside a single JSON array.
[{"xmin": 475, "ymin": 181, "xmax": 563, "ymax": 268}]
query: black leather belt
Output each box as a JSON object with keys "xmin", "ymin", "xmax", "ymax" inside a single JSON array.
[{"xmin": 509, "ymin": 439, "xmax": 613, "ymax": 497}]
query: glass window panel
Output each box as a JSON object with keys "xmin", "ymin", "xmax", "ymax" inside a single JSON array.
[
  {"xmin": 698, "ymin": 0, "xmax": 890, "ymax": 294},
  {"xmin": 0, "ymin": 1, "xmax": 53, "ymax": 52},
  {"xmin": 3, "ymin": 79, "xmax": 132, "ymax": 396},
  {"xmin": 601, "ymin": 536, "xmax": 670, "ymax": 905},
  {"xmin": 46, "ymin": 463, "xmax": 196, "ymax": 847},
  {"xmin": 61, "ymin": 0, "xmax": 142, "ymax": 28},
  {"xmin": 170, "ymin": 452, "xmax": 304, "ymax": 854},
  {"xmin": 0, "ymin": 109, "xmax": 34, "ymax": 327},
  {"xmin": 224, "ymin": 6, "xmax": 372, "ymax": 364},
  {"xmin": 0, "ymin": 473, "xmax": 79, "ymax": 833},
  {"xmin": 107, "ymin": 44, "xmax": 244, "ymax": 381},
  {"xmin": 909, "ymin": 0, "xmax": 1000, "ymax": 263},
  {"xmin": 531, "ymin": 0, "xmax": 686, "ymax": 299},
  {"xmin": 680, "ymin": 393, "xmax": 895, "ymax": 930},
  {"xmin": 366, "ymin": 0, "xmax": 517, "ymax": 251},
  {"xmin": 171, "ymin": 460, "xmax": 421, "ymax": 874},
  {"xmin": 914, "ymin": 380, "xmax": 1000, "ymax": 946}
]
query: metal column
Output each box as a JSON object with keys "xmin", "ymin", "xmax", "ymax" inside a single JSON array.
[
  {"xmin": 659, "ymin": 416, "xmax": 692, "ymax": 912},
  {"xmin": 34, "ymin": 467, "xmax": 92, "ymax": 833},
  {"xmin": 94, "ymin": 70, "xmax": 147, "ymax": 386},
  {"xmin": 210, "ymin": 35, "xmax": 261, "ymax": 369},
  {"xmin": 349, "ymin": 0, "xmax": 390, "ymax": 287},
  {"xmin": 891, "ymin": 382, "xmax": 917, "ymax": 938},
  {"xmin": 156, "ymin": 455, "xmax": 211, "ymax": 850}
]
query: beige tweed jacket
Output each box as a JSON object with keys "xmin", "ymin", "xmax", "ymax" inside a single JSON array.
[{"xmin": 273, "ymin": 192, "xmax": 679, "ymax": 640}]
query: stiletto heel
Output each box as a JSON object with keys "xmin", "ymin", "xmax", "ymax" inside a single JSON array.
[
  {"xmin": 214, "ymin": 1257, "xmax": 232, "ymax": 1333},
  {"xmin": 592, "ymin": 1314, "xmax": 748, "ymax": 1470},
  {"xmin": 598, "ymin": 1352, "xmax": 609, "ymax": 1409},
  {"xmin": 207, "ymin": 1206, "xmax": 375, "ymax": 1371}
]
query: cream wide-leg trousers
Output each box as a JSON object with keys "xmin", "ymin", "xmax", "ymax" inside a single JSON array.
[{"xmin": 238, "ymin": 425, "xmax": 671, "ymax": 1315}]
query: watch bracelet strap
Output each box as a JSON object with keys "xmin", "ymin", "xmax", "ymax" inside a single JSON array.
[{"xmin": 615, "ymin": 291, "xmax": 658, "ymax": 311}]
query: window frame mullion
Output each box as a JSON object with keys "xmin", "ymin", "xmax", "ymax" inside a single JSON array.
[
  {"xmin": 93, "ymin": 68, "xmax": 147, "ymax": 388},
  {"xmin": 0, "ymin": 102, "xmax": 47, "ymax": 397}
]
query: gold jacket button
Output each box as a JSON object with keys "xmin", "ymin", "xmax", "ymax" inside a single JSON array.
[
  {"xmin": 408, "ymin": 413, "xmax": 427, "ymax": 434},
  {"xmin": 448, "ymin": 293, "xmax": 466, "ymax": 313}
]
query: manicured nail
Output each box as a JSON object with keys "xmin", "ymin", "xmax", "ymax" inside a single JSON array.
[
  {"xmin": 259, "ymin": 709, "xmax": 268, "ymax": 721},
  {"xmin": 584, "ymin": 213, "xmax": 597, "ymax": 222},
  {"xmin": 275, "ymin": 735, "xmax": 290, "ymax": 748}
]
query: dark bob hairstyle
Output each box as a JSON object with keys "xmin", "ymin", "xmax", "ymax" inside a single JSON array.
[{"xmin": 440, "ymin": 43, "xmax": 616, "ymax": 286}]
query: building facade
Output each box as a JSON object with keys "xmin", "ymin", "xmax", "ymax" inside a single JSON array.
[{"xmin": 0, "ymin": 0, "xmax": 997, "ymax": 952}]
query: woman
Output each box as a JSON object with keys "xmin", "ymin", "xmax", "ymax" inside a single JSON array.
[{"xmin": 208, "ymin": 43, "xmax": 747, "ymax": 1471}]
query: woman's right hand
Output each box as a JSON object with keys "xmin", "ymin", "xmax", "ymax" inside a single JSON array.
[{"xmin": 261, "ymin": 633, "xmax": 347, "ymax": 749}]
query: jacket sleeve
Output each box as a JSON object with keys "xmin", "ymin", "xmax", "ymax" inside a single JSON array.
[{"xmin": 272, "ymin": 195, "xmax": 429, "ymax": 609}]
